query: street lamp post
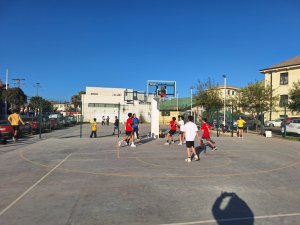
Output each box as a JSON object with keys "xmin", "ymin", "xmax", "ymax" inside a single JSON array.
[
  {"xmin": 190, "ymin": 88, "xmax": 193, "ymax": 116},
  {"xmin": 176, "ymin": 92, "xmax": 179, "ymax": 112},
  {"xmin": 223, "ymin": 74, "xmax": 227, "ymax": 126}
]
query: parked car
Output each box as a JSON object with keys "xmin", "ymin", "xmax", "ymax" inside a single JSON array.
[
  {"xmin": 49, "ymin": 114, "xmax": 66, "ymax": 128},
  {"xmin": 49, "ymin": 118, "xmax": 59, "ymax": 130},
  {"xmin": 0, "ymin": 120, "xmax": 32, "ymax": 140},
  {"xmin": 282, "ymin": 119, "xmax": 300, "ymax": 135},
  {"xmin": 265, "ymin": 118, "xmax": 284, "ymax": 127},
  {"xmin": 0, "ymin": 120, "xmax": 14, "ymax": 140},
  {"xmin": 282, "ymin": 117, "xmax": 300, "ymax": 125},
  {"xmin": 23, "ymin": 117, "xmax": 51, "ymax": 133}
]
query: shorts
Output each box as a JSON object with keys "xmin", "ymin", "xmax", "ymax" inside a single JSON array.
[
  {"xmin": 168, "ymin": 130, "xmax": 176, "ymax": 135},
  {"xmin": 179, "ymin": 131, "xmax": 184, "ymax": 134},
  {"xmin": 186, "ymin": 141, "xmax": 194, "ymax": 148},
  {"xmin": 12, "ymin": 125, "xmax": 19, "ymax": 131},
  {"xmin": 125, "ymin": 131, "xmax": 133, "ymax": 136},
  {"xmin": 114, "ymin": 125, "xmax": 119, "ymax": 129},
  {"xmin": 202, "ymin": 136, "xmax": 210, "ymax": 140},
  {"xmin": 238, "ymin": 127, "xmax": 244, "ymax": 130}
]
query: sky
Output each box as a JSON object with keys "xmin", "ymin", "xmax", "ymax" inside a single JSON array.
[{"xmin": 1, "ymin": 0, "xmax": 300, "ymax": 101}]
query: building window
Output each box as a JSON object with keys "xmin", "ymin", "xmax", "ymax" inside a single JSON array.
[
  {"xmin": 227, "ymin": 90, "xmax": 230, "ymax": 95},
  {"xmin": 162, "ymin": 111, "xmax": 170, "ymax": 116},
  {"xmin": 279, "ymin": 95, "xmax": 288, "ymax": 107},
  {"xmin": 88, "ymin": 103, "xmax": 95, "ymax": 107},
  {"xmin": 232, "ymin": 91, "xmax": 235, "ymax": 95},
  {"xmin": 91, "ymin": 93, "xmax": 98, "ymax": 95},
  {"xmin": 280, "ymin": 72, "xmax": 288, "ymax": 85}
]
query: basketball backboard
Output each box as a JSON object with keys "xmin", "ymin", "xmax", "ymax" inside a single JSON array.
[{"xmin": 146, "ymin": 80, "xmax": 176, "ymax": 98}]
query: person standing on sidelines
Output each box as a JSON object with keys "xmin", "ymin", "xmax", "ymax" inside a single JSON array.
[
  {"xmin": 164, "ymin": 117, "xmax": 179, "ymax": 145},
  {"xmin": 182, "ymin": 115, "xmax": 200, "ymax": 162},
  {"xmin": 200, "ymin": 118, "xmax": 218, "ymax": 151},
  {"xmin": 8, "ymin": 109, "xmax": 25, "ymax": 142},
  {"xmin": 118, "ymin": 113, "xmax": 136, "ymax": 147},
  {"xmin": 178, "ymin": 115, "xmax": 185, "ymax": 145},
  {"xmin": 102, "ymin": 116, "xmax": 105, "ymax": 126},
  {"xmin": 236, "ymin": 116, "xmax": 246, "ymax": 138},
  {"xmin": 132, "ymin": 113, "xmax": 140, "ymax": 140},
  {"xmin": 112, "ymin": 116, "xmax": 120, "ymax": 135},
  {"xmin": 90, "ymin": 118, "xmax": 97, "ymax": 138}
]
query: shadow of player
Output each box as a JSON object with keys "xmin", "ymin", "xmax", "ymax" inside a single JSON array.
[{"xmin": 212, "ymin": 192, "xmax": 254, "ymax": 225}]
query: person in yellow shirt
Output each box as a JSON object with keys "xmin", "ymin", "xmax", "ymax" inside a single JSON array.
[
  {"xmin": 90, "ymin": 118, "xmax": 97, "ymax": 138},
  {"xmin": 236, "ymin": 116, "xmax": 246, "ymax": 138},
  {"xmin": 8, "ymin": 109, "xmax": 25, "ymax": 141}
]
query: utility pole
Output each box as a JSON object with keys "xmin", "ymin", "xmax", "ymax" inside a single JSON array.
[
  {"xmin": 223, "ymin": 74, "xmax": 227, "ymax": 126},
  {"xmin": 12, "ymin": 78, "xmax": 25, "ymax": 88},
  {"xmin": 34, "ymin": 82, "xmax": 41, "ymax": 96},
  {"xmin": 5, "ymin": 67, "xmax": 8, "ymax": 118}
]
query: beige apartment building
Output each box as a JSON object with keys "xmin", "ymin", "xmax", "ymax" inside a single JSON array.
[
  {"xmin": 260, "ymin": 55, "xmax": 300, "ymax": 120},
  {"xmin": 214, "ymin": 85, "xmax": 240, "ymax": 99}
]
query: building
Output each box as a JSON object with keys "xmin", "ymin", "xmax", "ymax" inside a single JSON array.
[
  {"xmin": 52, "ymin": 101, "xmax": 74, "ymax": 113},
  {"xmin": 213, "ymin": 85, "xmax": 240, "ymax": 99},
  {"xmin": 81, "ymin": 87, "xmax": 152, "ymax": 123},
  {"xmin": 260, "ymin": 55, "xmax": 300, "ymax": 120}
]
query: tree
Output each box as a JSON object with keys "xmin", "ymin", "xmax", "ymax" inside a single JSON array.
[
  {"xmin": 0, "ymin": 88, "xmax": 27, "ymax": 110},
  {"xmin": 71, "ymin": 91, "xmax": 86, "ymax": 111},
  {"xmin": 240, "ymin": 80, "xmax": 278, "ymax": 129},
  {"xmin": 288, "ymin": 81, "xmax": 300, "ymax": 112},
  {"xmin": 194, "ymin": 78, "xmax": 223, "ymax": 122},
  {"xmin": 29, "ymin": 96, "xmax": 54, "ymax": 112}
]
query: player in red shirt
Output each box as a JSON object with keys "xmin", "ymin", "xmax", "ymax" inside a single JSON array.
[
  {"xmin": 200, "ymin": 118, "xmax": 217, "ymax": 151},
  {"xmin": 165, "ymin": 117, "xmax": 179, "ymax": 145},
  {"xmin": 118, "ymin": 113, "xmax": 136, "ymax": 147}
]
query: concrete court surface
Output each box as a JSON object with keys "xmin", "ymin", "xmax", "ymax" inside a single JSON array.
[{"xmin": 0, "ymin": 124, "xmax": 300, "ymax": 225}]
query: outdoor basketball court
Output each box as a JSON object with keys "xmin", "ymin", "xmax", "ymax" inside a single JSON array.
[{"xmin": 1, "ymin": 124, "xmax": 300, "ymax": 225}]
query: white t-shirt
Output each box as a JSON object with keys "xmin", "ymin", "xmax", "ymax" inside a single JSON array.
[
  {"xmin": 182, "ymin": 121, "xmax": 198, "ymax": 141},
  {"xmin": 178, "ymin": 120, "xmax": 185, "ymax": 131}
]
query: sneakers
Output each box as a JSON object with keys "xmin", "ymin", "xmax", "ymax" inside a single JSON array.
[
  {"xmin": 194, "ymin": 155, "xmax": 199, "ymax": 161},
  {"xmin": 185, "ymin": 158, "xmax": 191, "ymax": 162},
  {"xmin": 171, "ymin": 141, "xmax": 175, "ymax": 144},
  {"xmin": 212, "ymin": 147, "xmax": 218, "ymax": 151},
  {"xmin": 130, "ymin": 143, "xmax": 136, "ymax": 147},
  {"xmin": 164, "ymin": 142, "xmax": 170, "ymax": 145},
  {"xmin": 178, "ymin": 142, "xmax": 182, "ymax": 145},
  {"xmin": 118, "ymin": 140, "xmax": 122, "ymax": 147}
]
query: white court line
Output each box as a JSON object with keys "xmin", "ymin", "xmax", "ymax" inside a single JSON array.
[
  {"xmin": 157, "ymin": 212, "xmax": 300, "ymax": 225},
  {"xmin": 0, "ymin": 153, "xmax": 72, "ymax": 216}
]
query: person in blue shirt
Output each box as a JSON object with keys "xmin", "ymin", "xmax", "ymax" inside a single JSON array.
[{"xmin": 132, "ymin": 113, "xmax": 140, "ymax": 140}]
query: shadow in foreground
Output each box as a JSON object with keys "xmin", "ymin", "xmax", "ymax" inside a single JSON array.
[{"xmin": 212, "ymin": 192, "xmax": 254, "ymax": 225}]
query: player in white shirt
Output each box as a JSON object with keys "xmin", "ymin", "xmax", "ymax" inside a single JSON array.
[
  {"xmin": 182, "ymin": 115, "xmax": 200, "ymax": 162},
  {"xmin": 177, "ymin": 116, "xmax": 185, "ymax": 145}
]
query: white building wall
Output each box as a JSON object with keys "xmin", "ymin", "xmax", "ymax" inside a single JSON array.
[{"xmin": 81, "ymin": 87, "xmax": 151, "ymax": 123}]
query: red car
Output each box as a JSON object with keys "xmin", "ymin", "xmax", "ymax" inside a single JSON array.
[
  {"xmin": 0, "ymin": 120, "xmax": 14, "ymax": 140},
  {"xmin": 0, "ymin": 120, "xmax": 32, "ymax": 141}
]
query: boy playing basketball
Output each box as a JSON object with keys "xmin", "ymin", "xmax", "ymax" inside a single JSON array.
[{"xmin": 200, "ymin": 118, "xmax": 217, "ymax": 151}]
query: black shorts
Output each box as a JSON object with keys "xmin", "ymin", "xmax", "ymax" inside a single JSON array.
[
  {"xmin": 186, "ymin": 141, "xmax": 194, "ymax": 148},
  {"xmin": 12, "ymin": 125, "xmax": 19, "ymax": 131},
  {"xmin": 125, "ymin": 131, "xmax": 133, "ymax": 136},
  {"xmin": 168, "ymin": 130, "xmax": 176, "ymax": 135},
  {"xmin": 238, "ymin": 127, "xmax": 244, "ymax": 130}
]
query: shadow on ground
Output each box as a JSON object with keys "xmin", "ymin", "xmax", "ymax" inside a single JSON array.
[{"xmin": 212, "ymin": 192, "xmax": 254, "ymax": 225}]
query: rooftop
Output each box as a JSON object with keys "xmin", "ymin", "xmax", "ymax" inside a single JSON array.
[{"xmin": 260, "ymin": 55, "xmax": 300, "ymax": 72}]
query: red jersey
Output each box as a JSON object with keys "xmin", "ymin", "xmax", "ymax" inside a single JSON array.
[
  {"xmin": 201, "ymin": 122, "xmax": 211, "ymax": 138},
  {"xmin": 170, "ymin": 120, "xmax": 177, "ymax": 131},
  {"xmin": 125, "ymin": 118, "xmax": 133, "ymax": 131}
]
